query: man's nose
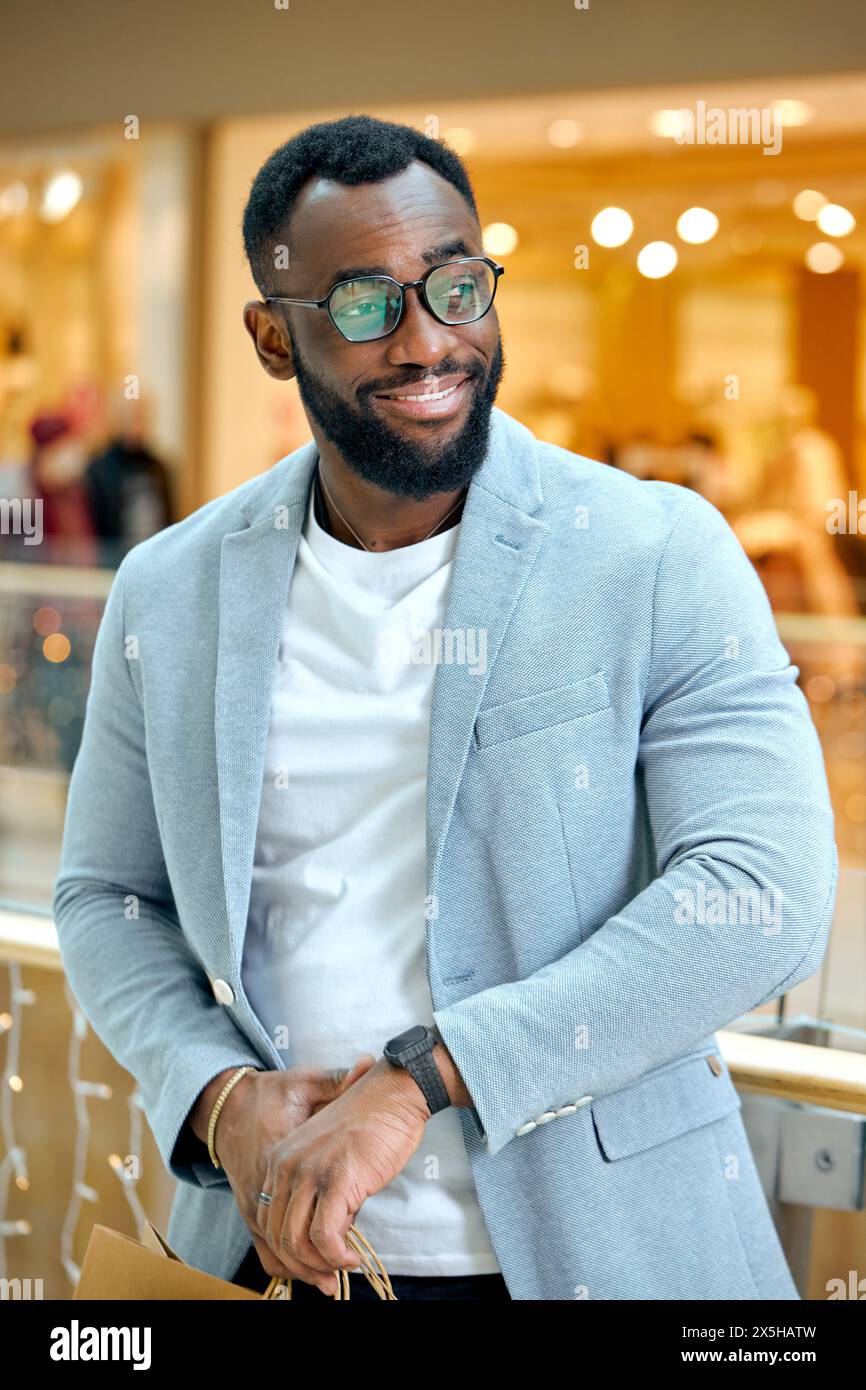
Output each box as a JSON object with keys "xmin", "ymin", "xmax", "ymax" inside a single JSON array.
[{"xmin": 384, "ymin": 285, "xmax": 461, "ymax": 367}]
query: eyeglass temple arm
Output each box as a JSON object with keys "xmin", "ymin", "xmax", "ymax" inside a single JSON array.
[{"xmin": 265, "ymin": 295, "xmax": 328, "ymax": 308}]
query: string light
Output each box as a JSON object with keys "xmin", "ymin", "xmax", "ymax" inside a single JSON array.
[
  {"xmin": 1, "ymin": 926, "xmax": 148, "ymax": 1288},
  {"xmin": 60, "ymin": 983, "xmax": 112, "ymax": 1286},
  {"xmin": 0, "ymin": 963, "xmax": 35, "ymax": 1279}
]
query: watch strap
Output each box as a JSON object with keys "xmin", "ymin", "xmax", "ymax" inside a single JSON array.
[{"xmin": 387, "ymin": 1024, "xmax": 451, "ymax": 1116}]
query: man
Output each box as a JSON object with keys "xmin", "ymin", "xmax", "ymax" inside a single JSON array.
[{"xmin": 54, "ymin": 115, "xmax": 838, "ymax": 1302}]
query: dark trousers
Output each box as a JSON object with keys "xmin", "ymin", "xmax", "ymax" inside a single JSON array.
[{"xmin": 231, "ymin": 1242, "xmax": 511, "ymax": 1301}]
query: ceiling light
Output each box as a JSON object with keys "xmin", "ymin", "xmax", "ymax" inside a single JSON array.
[
  {"xmin": 793, "ymin": 189, "xmax": 827, "ymax": 221},
  {"xmin": 0, "ymin": 181, "xmax": 28, "ymax": 217},
  {"xmin": 637, "ymin": 241, "xmax": 678, "ymax": 279},
  {"xmin": 676, "ymin": 207, "xmax": 719, "ymax": 244},
  {"xmin": 591, "ymin": 207, "xmax": 634, "ymax": 248},
  {"xmin": 816, "ymin": 203, "xmax": 856, "ymax": 237},
  {"xmin": 650, "ymin": 109, "xmax": 689, "ymax": 139},
  {"xmin": 40, "ymin": 171, "xmax": 82, "ymax": 223},
  {"xmin": 805, "ymin": 242, "xmax": 844, "ymax": 273},
  {"xmin": 547, "ymin": 119, "xmax": 582, "ymax": 148},
  {"xmin": 773, "ymin": 99, "xmax": 813, "ymax": 127},
  {"xmin": 482, "ymin": 222, "xmax": 518, "ymax": 256}
]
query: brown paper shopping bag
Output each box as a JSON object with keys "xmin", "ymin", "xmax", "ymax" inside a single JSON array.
[{"xmin": 73, "ymin": 1220, "xmax": 396, "ymax": 1300}]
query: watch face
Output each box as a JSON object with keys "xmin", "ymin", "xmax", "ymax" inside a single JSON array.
[{"xmin": 386, "ymin": 1024, "xmax": 429, "ymax": 1060}]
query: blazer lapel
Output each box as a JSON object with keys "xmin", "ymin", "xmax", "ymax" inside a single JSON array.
[
  {"xmin": 425, "ymin": 408, "xmax": 548, "ymax": 903},
  {"xmin": 214, "ymin": 439, "xmax": 318, "ymax": 962}
]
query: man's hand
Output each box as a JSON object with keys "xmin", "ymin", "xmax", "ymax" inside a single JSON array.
[
  {"xmin": 193, "ymin": 1057, "xmax": 377, "ymax": 1293},
  {"xmin": 256, "ymin": 1056, "xmax": 430, "ymax": 1296}
]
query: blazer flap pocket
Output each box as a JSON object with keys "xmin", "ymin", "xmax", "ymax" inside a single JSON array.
[
  {"xmin": 591, "ymin": 1052, "xmax": 742, "ymax": 1161},
  {"xmin": 474, "ymin": 670, "xmax": 610, "ymax": 748}
]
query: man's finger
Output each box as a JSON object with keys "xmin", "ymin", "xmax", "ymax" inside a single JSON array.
[
  {"xmin": 309, "ymin": 1182, "xmax": 358, "ymax": 1272},
  {"xmin": 248, "ymin": 1231, "xmax": 335, "ymax": 1295}
]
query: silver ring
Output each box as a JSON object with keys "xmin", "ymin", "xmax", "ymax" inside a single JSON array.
[{"xmin": 257, "ymin": 1191, "xmax": 272, "ymax": 1207}]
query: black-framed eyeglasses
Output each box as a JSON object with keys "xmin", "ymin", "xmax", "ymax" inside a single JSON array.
[{"xmin": 265, "ymin": 255, "xmax": 505, "ymax": 343}]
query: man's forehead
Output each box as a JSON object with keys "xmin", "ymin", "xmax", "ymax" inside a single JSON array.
[{"xmin": 285, "ymin": 161, "xmax": 478, "ymax": 271}]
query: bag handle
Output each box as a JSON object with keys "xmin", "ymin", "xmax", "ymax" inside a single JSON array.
[{"xmin": 261, "ymin": 1225, "xmax": 396, "ymax": 1301}]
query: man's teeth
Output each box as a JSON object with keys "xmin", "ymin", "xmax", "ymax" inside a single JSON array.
[{"xmin": 391, "ymin": 381, "xmax": 461, "ymax": 401}]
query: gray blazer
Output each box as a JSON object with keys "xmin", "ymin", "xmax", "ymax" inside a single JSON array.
[{"xmin": 53, "ymin": 406, "xmax": 837, "ymax": 1299}]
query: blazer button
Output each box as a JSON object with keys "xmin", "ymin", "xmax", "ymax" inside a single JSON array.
[
  {"xmin": 707, "ymin": 1054, "xmax": 723, "ymax": 1076},
  {"xmin": 515, "ymin": 1120, "xmax": 537, "ymax": 1137},
  {"xmin": 212, "ymin": 978, "xmax": 235, "ymax": 1005}
]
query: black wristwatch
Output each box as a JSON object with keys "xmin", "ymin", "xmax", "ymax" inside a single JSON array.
[{"xmin": 383, "ymin": 1024, "xmax": 451, "ymax": 1116}]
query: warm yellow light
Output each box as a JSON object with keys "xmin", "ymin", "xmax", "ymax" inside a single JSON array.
[
  {"xmin": 482, "ymin": 222, "xmax": 519, "ymax": 256},
  {"xmin": 650, "ymin": 109, "xmax": 689, "ymax": 139},
  {"xmin": 9, "ymin": 1074, "xmax": 23, "ymax": 1092},
  {"xmin": 0, "ymin": 181, "xmax": 28, "ymax": 217},
  {"xmin": 0, "ymin": 1012, "xmax": 12, "ymax": 1029},
  {"xmin": 773, "ymin": 99, "xmax": 812, "ymax": 127},
  {"xmin": 40, "ymin": 171, "xmax": 83, "ymax": 223},
  {"xmin": 43, "ymin": 632, "xmax": 71, "ymax": 663},
  {"xmin": 591, "ymin": 207, "xmax": 633, "ymax": 248},
  {"xmin": 816, "ymin": 203, "xmax": 856, "ymax": 237},
  {"xmin": 443, "ymin": 128, "xmax": 476, "ymax": 155},
  {"xmin": 547, "ymin": 119, "xmax": 582, "ymax": 148},
  {"xmin": 33, "ymin": 605, "xmax": 61, "ymax": 636},
  {"xmin": 637, "ymin": 241, "xmax": 678, "ymax": 279},
  {"xmin": 805, "ymin": 242, "xmax": 844, "ymax": 274},
  {"xmin": 793, "ymin": 189, "xmax": 827, "ymax": 221},
  {"xmin": 676, "ymin": 207, "xmax": 719, "ymax": 244},
  {"xmin": 730, "ymin": 225, "xmax": 763, "ymax": 255}
]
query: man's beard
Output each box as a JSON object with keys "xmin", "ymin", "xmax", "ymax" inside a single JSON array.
[{"xmin": 288, "ymin": 330, "xmax": 505, "ymax": 501}]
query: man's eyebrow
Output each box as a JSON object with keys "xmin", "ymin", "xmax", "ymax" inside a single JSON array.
[
  {"xmin": 420, "ymin": 238, "xmax": 474, "ymax": 266},
  {"xmin": 328, "ymin": 240, "xmax": 477, "ymax": 284}
]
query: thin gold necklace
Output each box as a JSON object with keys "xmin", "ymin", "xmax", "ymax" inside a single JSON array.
[{"xmin": 316, "ymin": 465, "xmax": 465, "ymax": 552}]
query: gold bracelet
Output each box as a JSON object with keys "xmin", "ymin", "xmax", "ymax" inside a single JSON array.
[{"xmin": 207, "ymin": 1066, "xmax": 259, "ymax": 1170}]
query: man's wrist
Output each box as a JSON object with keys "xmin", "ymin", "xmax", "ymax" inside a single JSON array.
[
  {"xmin": 188, "ymin": 1066, "xmax": 257, "ymax": 1146},
  {"xmin": 375, "ymin": 1035, "xmax": 473, "ymax": 1116},
  {"xmin": 431, "ymin": 1039, "xmax": 473, "ymax": 1108}
]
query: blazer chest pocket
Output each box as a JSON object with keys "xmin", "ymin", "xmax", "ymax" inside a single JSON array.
[
  {"xmin": 591, "ymin": 1051, "xmax": 742, "ymax": 1161},
  {"xmin": 474, "ymin": 670, "xmax": 611, "ymax": 748}
]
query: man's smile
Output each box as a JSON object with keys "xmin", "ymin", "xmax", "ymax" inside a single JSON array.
[{"xmin": 371, "ymin": 372, "xmax": 473, "ymax": 421}]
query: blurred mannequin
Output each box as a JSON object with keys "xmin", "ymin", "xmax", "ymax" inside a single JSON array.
[
  {"xmin": 84, "ymin": 394, "xmax": 174, "ymax": 561},
  {"xmin": 760, "ymin": 384, "xmax": 849, "ymax": 525},
  {"xmin": 24, "ymin": 413, "xmax": 97, "ymax": 565}
]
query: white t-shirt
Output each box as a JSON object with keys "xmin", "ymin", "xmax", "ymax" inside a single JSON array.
[{"xmin": 241, "ymin": 479, "xmax": 501, "ymax": 1275}]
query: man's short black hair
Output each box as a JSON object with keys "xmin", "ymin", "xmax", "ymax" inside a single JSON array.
[{"xmin": 242, "ymin": 113, "xmax": 480, "ymax": 296}]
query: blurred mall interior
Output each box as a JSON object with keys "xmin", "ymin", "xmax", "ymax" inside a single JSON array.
[{"xmin": 0, "ymin": 0, "xmax": 865, "ymax": 1300}]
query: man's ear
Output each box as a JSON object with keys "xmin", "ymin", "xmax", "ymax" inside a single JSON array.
[{"xmin": 243, "ymin": 301, "xmax": 296, "ymax": 381}]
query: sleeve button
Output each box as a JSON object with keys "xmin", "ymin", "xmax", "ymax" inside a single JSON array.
[
  {"xmin": 211, "ymin": 978, "xmax": 235, "ymax": 1005},
  {"xmin": 515, "ymin": 1120, "xmax": 537, "ymax": 1136}
]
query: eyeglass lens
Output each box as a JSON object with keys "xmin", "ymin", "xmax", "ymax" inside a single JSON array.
[{"xmin": 328, "ymin": 260, "xmax": 496, "ymax": 342}]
